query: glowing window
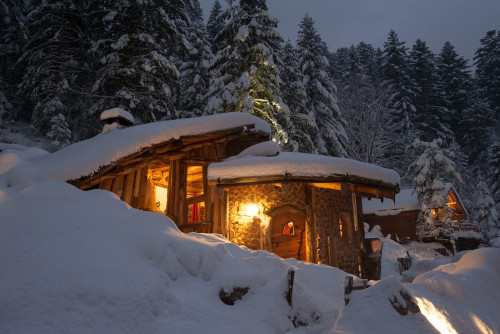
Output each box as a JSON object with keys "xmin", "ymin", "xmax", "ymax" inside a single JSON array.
[
  {"xmin": 340, "ymin": 213, "xmax": 352, "ymax": 242},
  {"xmin": 282, "ymin": 222, "xmax": 295, "ymax": 235}
]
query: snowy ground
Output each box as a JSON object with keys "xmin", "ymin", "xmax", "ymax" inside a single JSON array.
[{"xmin": 1, "ymin": 145, "xmax": 499, "ymax": 334}]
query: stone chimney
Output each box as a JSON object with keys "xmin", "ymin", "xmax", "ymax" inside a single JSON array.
[{"xmin": 100, "ymin": 108, "xmax": 134, "ymax": 134}]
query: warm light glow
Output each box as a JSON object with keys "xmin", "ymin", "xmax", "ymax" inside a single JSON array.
[
  {"xmin": 242, "ymin": 204, "xmax": 259, "ymax": 217},
  {"xmin": 155, "ymin": 186, "xmax": 168, "ymax": 212},
  {"xmin": 471, "ymin": 314, "xmax": 494, "ymax": 334},
  {"xmin": 415, "ymin": 296, "xmax": 458, "ymax": 334}
]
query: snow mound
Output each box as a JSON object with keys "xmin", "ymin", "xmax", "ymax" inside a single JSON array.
[
  {"xmin": 0, "ymin": 180, "xmax": 345, "ymax": 334},
  {"xmin": 333, "ymin": 276, "xmax": 438, "ymax": 333},
  {"xmin": 226, "ymin": 140, "xmax": 280, "ymax": 161},
  {"xmin": 410, "ymin": 248, "xmax": 500, "ymax": 334},
  {"xmin": 0, "ymin": 144, "xmax": 48, "ymax": 176}
]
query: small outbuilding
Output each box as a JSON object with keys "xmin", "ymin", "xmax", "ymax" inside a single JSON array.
[
  {"xmin": 363, "ymin": 185, "xmax": 480, "ymax": 250},
  {"xmin": 207, "ymin": 142, "xmax": 400, "ymax": 276}
]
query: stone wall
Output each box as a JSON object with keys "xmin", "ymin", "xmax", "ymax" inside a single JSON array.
[
  {"xmin": 227, "ymin": 183, "xmax": 307, "ymax": 252},
  {"xmin": 310, "ymin": 187, "xmax": 365, "ymax": 276},
  {"xmin": 226, "ymin": 183, "xmax": 365, "ymax": 277}
]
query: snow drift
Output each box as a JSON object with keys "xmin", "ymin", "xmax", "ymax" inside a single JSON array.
[{"xmin": 0, "ymin": 180, "xmax": 345, "ymax": 334}]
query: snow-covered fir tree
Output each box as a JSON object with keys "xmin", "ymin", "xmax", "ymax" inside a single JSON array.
[
  {"xmin": 410, "ymin": 39, "xmax": 453, "ymax": 143},
  {"xmin": 488, "ymin": 142, "xmax": 500, "ymax": 207},
  {"xmin": 380, "ymin": 30, "xmax": 418, "ymax": 181},
  {"xmin": 17, "ymin": 0, "xmax": 90, "ymax": 148},
  {"xmin": 176, "ymin": 0, "xmax": 213, "ymax": 118},
  {"xmin": 460, "ymin": 93, "xmax": 495, "ymax": 165},
  {"xmin": 473, "ymin": 176, "xmax": 499, "ymax": 247},
  {"xmin": 408, "ymin": 138, "xmax": 463, "ymax": 251},
  {"xmin": 206, "ymin": 0, "xmax": 227, "ymax": 54},
  {"xmin": 0, "ymin": 76, "xmax": 11, "ymax": 125},
  {"xmin": 437, "ymin": 42, "xmax": 471, "ymax": 140},
  {"xmin": 89, "ymin": 0, "xmax": 189, "ymax": 126},
  {"xmin": 474, "ymin": 30, "xmax": 500, "ymax": 135},
  {"xmin": 205, "ymin": 0, "xmax": 289, "ymax": 144},
  {"xmin": 297, "ymin": 14, "xmax": 348, "ymax": 157},
  {"xmin": 280, "ymin": 40, "xmax": 317, "ymax": 153},
  {"xmin": 0, "ymin": 0, "xmax": 28, "ymax": 121},
  {"xmin": 381, "ymin": 30, "xmax": 417, "ymax": 136}
]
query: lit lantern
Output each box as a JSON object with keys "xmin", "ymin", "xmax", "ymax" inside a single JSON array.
[{"xmin": 244, "ymin": 204, "xmax": 260, "ymax": 217}]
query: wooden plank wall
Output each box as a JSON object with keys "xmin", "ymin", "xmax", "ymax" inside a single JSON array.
[{"xmin": 364, "ymin": 210, "xmax": 419, "ymax": 241}]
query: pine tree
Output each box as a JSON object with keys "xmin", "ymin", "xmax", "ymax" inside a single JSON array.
[
  {"xmin": 381, "ymin": 30, "xmax": 417, "ymax": 136},
  {"xmin": 408, "ymin": 138, "xmax": 463, "ymax": 251},
  {"xmin": 0, "ymin": 0, "xmax": 29, "ymax": 121},
  {"xmin": 410, "ymin": 39, "xmax": 453, "ymax": 143},
  {"xmin": 380, "ymin": 30, "xmax": 418, "ymax": 181},
  {"xmin": 460, "ymin": 94, "xmax": 495, "ymax": 164},
  {"xmin": 89, "ymin": 0, "xmax": 189, "ymax": 125},
  {"xmin": 205, "ymin": 0, "xmax": 288, "ymax": 144},
  {"xmin": 280, "ymin": 40, "xmax": 317, "ymax": 153},
  {"xmin": 297, "ymin": 14, "xmax": 348, "ymax": 157},
  {"xmin": 488, "ymin": 142, "xmax": 500, "ymax": 207},
  {"xmin": 17, "ymin": 0, "xmax": 90, "ymax": 148},
  {"xmin": 437, "ymin": 42, "xmax": 471, "ymax": 139},
  {"xmin": 473, "ymin": 176, "xmax": 499, "ymax": 247},
  {"xmin": 0, "ymin": 76, "xmax": 11, "ymax": 125},
  {"xmin": 176, "ymin": 0, "xmax": 213, "ymax": 118},
  {"xmin": 474, "ymin": 30, "xmax": 500, "ymax": 132},
  {"xmin": 206, "ymin": 0, "xmax": 227, "ymax": 54}
]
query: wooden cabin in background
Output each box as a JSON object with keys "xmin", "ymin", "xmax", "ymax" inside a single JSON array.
[{"xmin": 363, "ymin": 186, "xmax": 480, "ymax": 250}]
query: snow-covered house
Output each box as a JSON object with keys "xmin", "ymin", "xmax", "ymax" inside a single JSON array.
[
  {"xmin": 363, "ymin": 186, "xmax": 479, "ymax": 249},
  {"xmin": 1, "ymin": 112, "xmax": 401, "ymax": 276},
  {"xmin": 208, "ymin": 145, "xmax": 400, "ymax": 276}
]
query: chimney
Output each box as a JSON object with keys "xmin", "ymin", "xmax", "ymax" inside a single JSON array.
[{"xmin": 100, "ymin": 108, "xmax": 134, "ymax": 134}]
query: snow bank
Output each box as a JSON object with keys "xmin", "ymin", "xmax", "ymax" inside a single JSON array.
[
  {"xmin": 0, "ymin": 180, "xmax": 345, "ymax": 334},
  {"xmin": 363, "ymin": 188, "xmax": 419, "ymax": 215},
  {"xmin": 2, "ymin": 113, "xmax": 270, "ymax": 187},
  {"xmin": 209, "ymin": 151, "xmax": 400, "ymax": 186},
  {"xmin": 336, "ymin": 229, "xmax": 500, "ymax": 333},
  {"xmin": 333, "ymin": 277, "xmax": 438, "ymax": 334},
  {"xmin": 0, "ymin": 144, "xmax": 48, "ymax": 176},
  {"xmin": 409, "ymin": 248, "xmax": 500, "ymax": 334}
]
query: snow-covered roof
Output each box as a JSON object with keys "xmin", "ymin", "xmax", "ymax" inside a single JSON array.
[
  {"xmin": 208, "ymin": 147, "xmax": 400, "ymax": 189},
  {"xmin": 100, "ymin": 107, "xmax": 134, "ymax": 124},
  {"xmin": 363, "ymin": 184, "xmax": 466, "ymax": 216},
  {"xmin": 363, "ymin": 189, "xmax": 419, "ymax": 216},
  {"xmin": 1, "ymin": 113, "xmax": 270, "ymax": 186}
]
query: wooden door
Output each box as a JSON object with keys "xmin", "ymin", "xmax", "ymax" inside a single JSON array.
[{"xmin": 271, "ymin": 212, "xmax": 306, "ymax": 261}]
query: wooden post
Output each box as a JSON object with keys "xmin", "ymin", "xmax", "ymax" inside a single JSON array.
[
  {"xmin": 111, "ymin": 175, "xmax": 124, "ymax": 198},
  {"xmin": 136, "ymin": 166, "xmax": 149, "ymax": 210},
  {"xmin": 286, "ymin": 269, "xmax": 295, "ymax": 307},
  {"xmin": 99, "ymin": 178, "xmax": 113, "ymax": 191},
  {"xmin": 352, "ymin": 193, "xmax": 359, "ymax": 232},
  {"xmin": 122, "ymin": 170, "xmax": 136, "ymax": 204}
]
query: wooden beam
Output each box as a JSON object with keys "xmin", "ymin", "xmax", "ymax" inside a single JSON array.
[
  {"xmin": 122, "ymin": 170, "xmax": 136, "ymax": 204},
  {"xmin": 136, "ymin": 166, "xmax": 149, "ymax": 210}
]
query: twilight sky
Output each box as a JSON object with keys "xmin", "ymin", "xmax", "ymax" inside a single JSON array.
[{"xmin": 200, "ymin": 0, "xmax": 500, "ymax": 64}]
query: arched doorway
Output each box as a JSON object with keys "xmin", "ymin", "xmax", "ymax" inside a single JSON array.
[{"xmin": 271, "ymin": 212, "xmax": 307, "ymax": 261}]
